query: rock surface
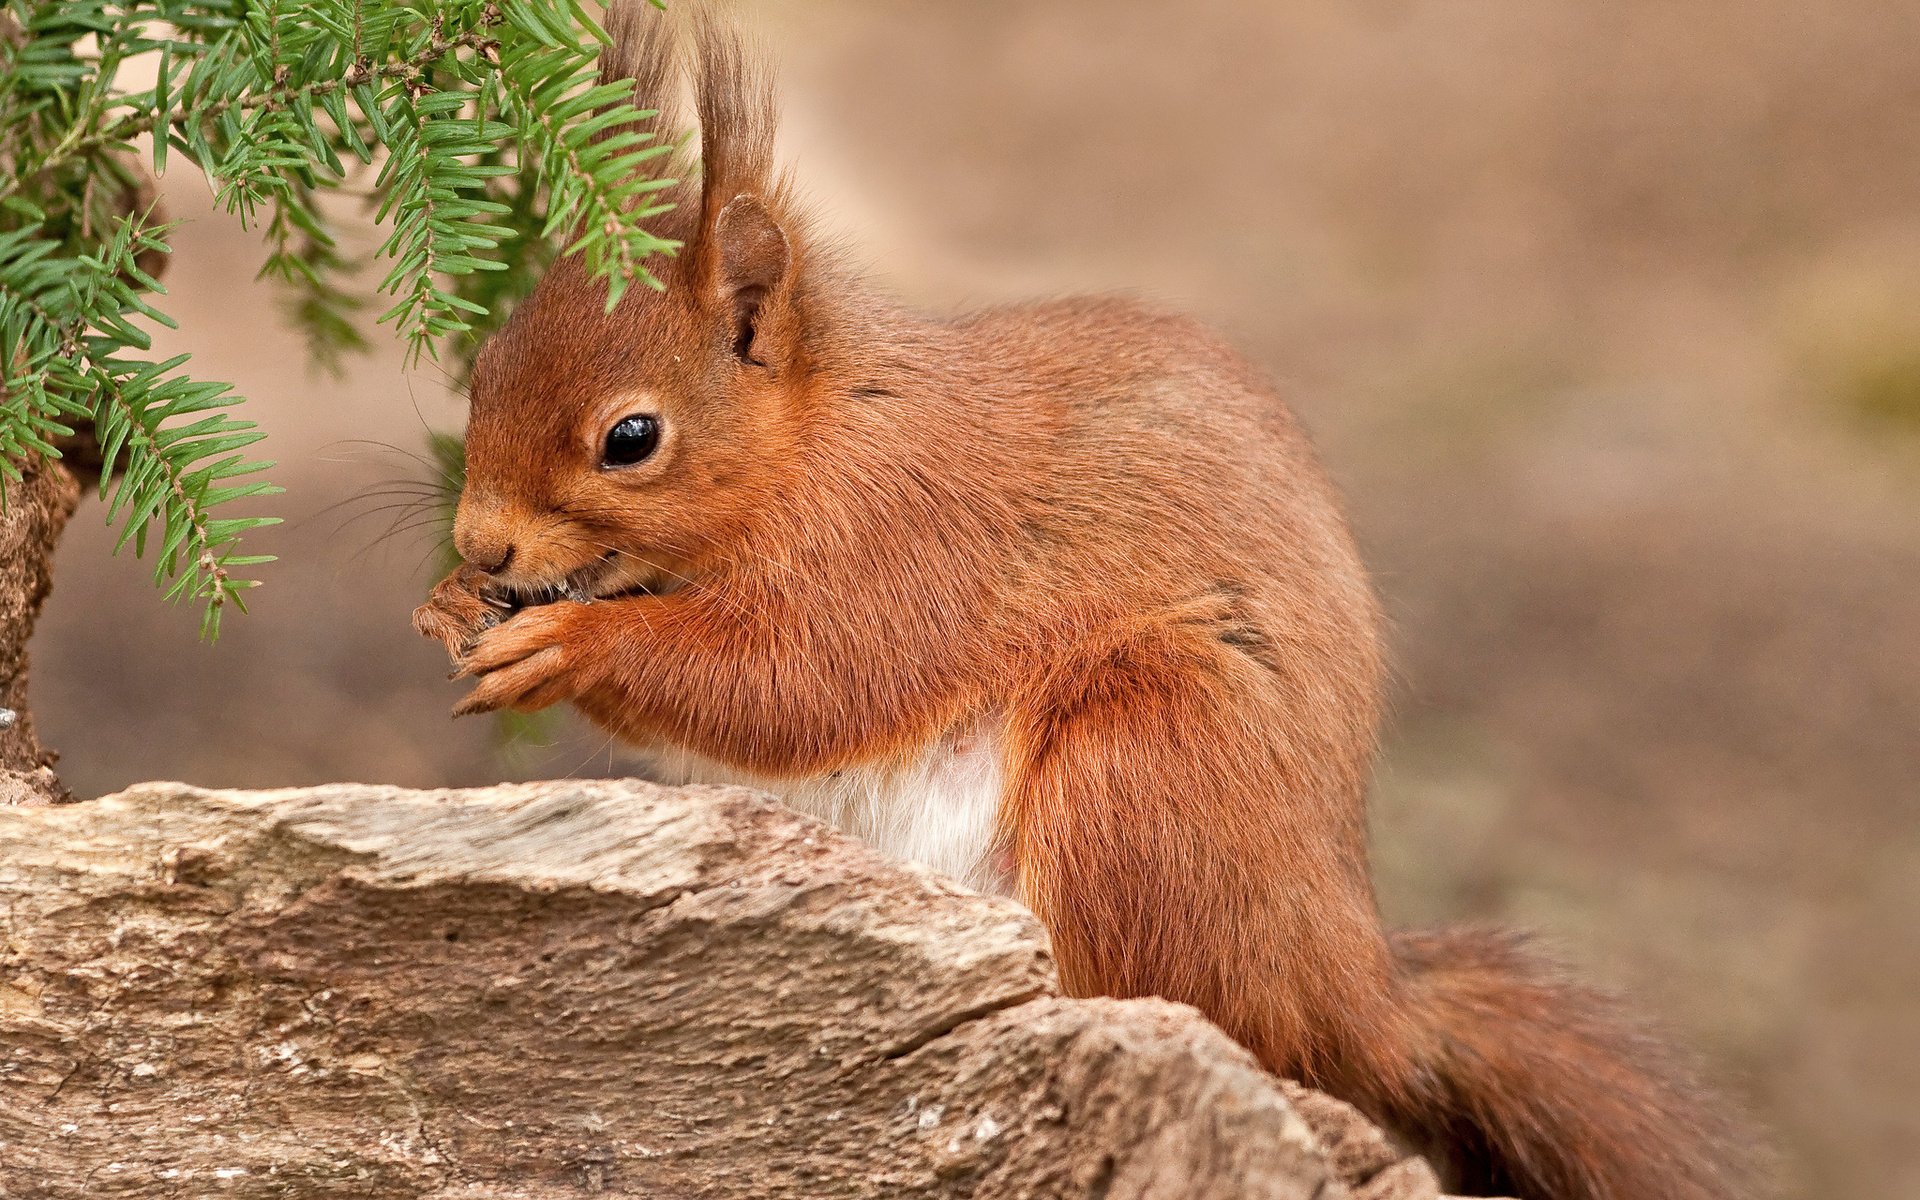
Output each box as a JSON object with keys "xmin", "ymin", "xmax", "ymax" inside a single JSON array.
[{"xmin": 0, "ymin": 780, "xmax": 1449, "ymax": 1198}]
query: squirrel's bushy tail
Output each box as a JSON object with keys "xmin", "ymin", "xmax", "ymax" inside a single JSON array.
[{"xmin": 1383, "ymin": 928, "xmax": 1754, "ymax": 1200}]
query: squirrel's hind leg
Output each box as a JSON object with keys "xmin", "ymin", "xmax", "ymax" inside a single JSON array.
[{"xmin": 998, "ymin": 616, "xmax": 1417, "ymax": 1103}]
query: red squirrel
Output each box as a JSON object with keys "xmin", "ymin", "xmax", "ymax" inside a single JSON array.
[{"xmin": 413, "ymin": 6, "xmax": 1747, "ymax": 1197}]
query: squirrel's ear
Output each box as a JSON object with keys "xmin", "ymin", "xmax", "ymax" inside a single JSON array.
[{"xmin": 712, "ymin": 194, "xmax": 792, "ymax": 367}]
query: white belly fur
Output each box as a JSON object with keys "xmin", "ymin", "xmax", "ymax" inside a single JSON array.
[{"xmin": 645, "ymin": 716, "xmax": 1011, "ymax": 895}]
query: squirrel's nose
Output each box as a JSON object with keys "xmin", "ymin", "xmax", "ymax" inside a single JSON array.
[
  {"xmin": 452, "ymin": 496, "xmax": 521, "ymax": 575},
  {"xmin": 474, "ymin": 545, "xmax": 515, "ymax": 575}
]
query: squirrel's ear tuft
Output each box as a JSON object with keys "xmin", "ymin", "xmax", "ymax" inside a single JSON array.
[
  {"xmin": 688, "ymin": 9, "xmax": 780, "ymax": 276},
  {"xmin": 691, "ymin": 11, "xmax": 776, "ymax": 217},
  {"xmin": 684, "ymin": 9, "xmax": 793, "ymax": 367},
  {"xmin": 597, "ymin": 0, "xmax": 694, "ymax": 212},
  {"xmin": 601, "ymin": 0, "xmax": 683, "ymax": 136},
  {"xmin": 712, "ymin": 194, "xmax": 792, "ymax": 366}
]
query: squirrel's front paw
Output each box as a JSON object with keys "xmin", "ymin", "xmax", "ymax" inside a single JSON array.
[
  {"xmin": 413, "ymin": 564, "xmax": 507, "ymax": 656},
  {"xmin": 451, "ymin": 603, "xmax": 595, "ymax": 717}
]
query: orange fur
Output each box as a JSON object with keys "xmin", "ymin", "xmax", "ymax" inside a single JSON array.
[{"xmin": 413, "ymin": 7, "xmax": 1752, "ymax": 1197}]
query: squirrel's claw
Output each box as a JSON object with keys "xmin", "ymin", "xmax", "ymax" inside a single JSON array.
[
  {"xmin": 452, "ymin": 646, "xmax": 570, "ymax": 717},
  {"xmin": 448, "ymin": 603, "xmax": 585, "ymax": 717},
  {"xmin": 454, "ymin": 604, "xmax": 572, "ymax": 674}
]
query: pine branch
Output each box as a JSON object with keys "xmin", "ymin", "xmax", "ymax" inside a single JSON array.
[
  {"xmin": 372, "ymin": 86, "xmax": 514, "ymax": 357},
  {"xmin": 0, "ymin": 26, "xmax": 503, "ymax": 206},
  {"xmin": 493, "ymin": 30, "xmax": 678, "ymax": 310},
  {"xmin": 0, "ymin": 214, "xmax": 280, "ymax": 636},
  {"xmin": 0, "ymin": 0, "xmax": 679, "ymax": 633}
]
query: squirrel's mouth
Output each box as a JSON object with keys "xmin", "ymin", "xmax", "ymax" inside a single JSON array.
[{"xmin": 488, "ymin": 552, "xmax": 678, "ymax": 610}]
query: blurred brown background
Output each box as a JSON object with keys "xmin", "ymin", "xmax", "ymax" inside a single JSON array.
[{"xmin": 29, "ymin": 2, "xmax": 1919, "ymax": 1195}]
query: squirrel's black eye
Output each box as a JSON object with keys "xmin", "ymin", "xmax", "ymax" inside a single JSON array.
[{"xmin": 602, "ymin": 413, "xmax": 661, "ymax": 467}]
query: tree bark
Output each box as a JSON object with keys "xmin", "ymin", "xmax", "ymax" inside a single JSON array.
[
  {"xmin": 0, "ymin": 453, "xmax": 79, "ymax": 807},
  {"xmin": 0, "ymin": 0, "xmax": 160, "ymax": 802},
  {"xmin": 0, "ymin": 779, "xmax": 1451, "ymax": 1199}
]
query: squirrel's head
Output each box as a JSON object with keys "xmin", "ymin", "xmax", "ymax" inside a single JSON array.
[{"xmin": 454, "ymin": 4, "xmax": 807, "ymax": 602}]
